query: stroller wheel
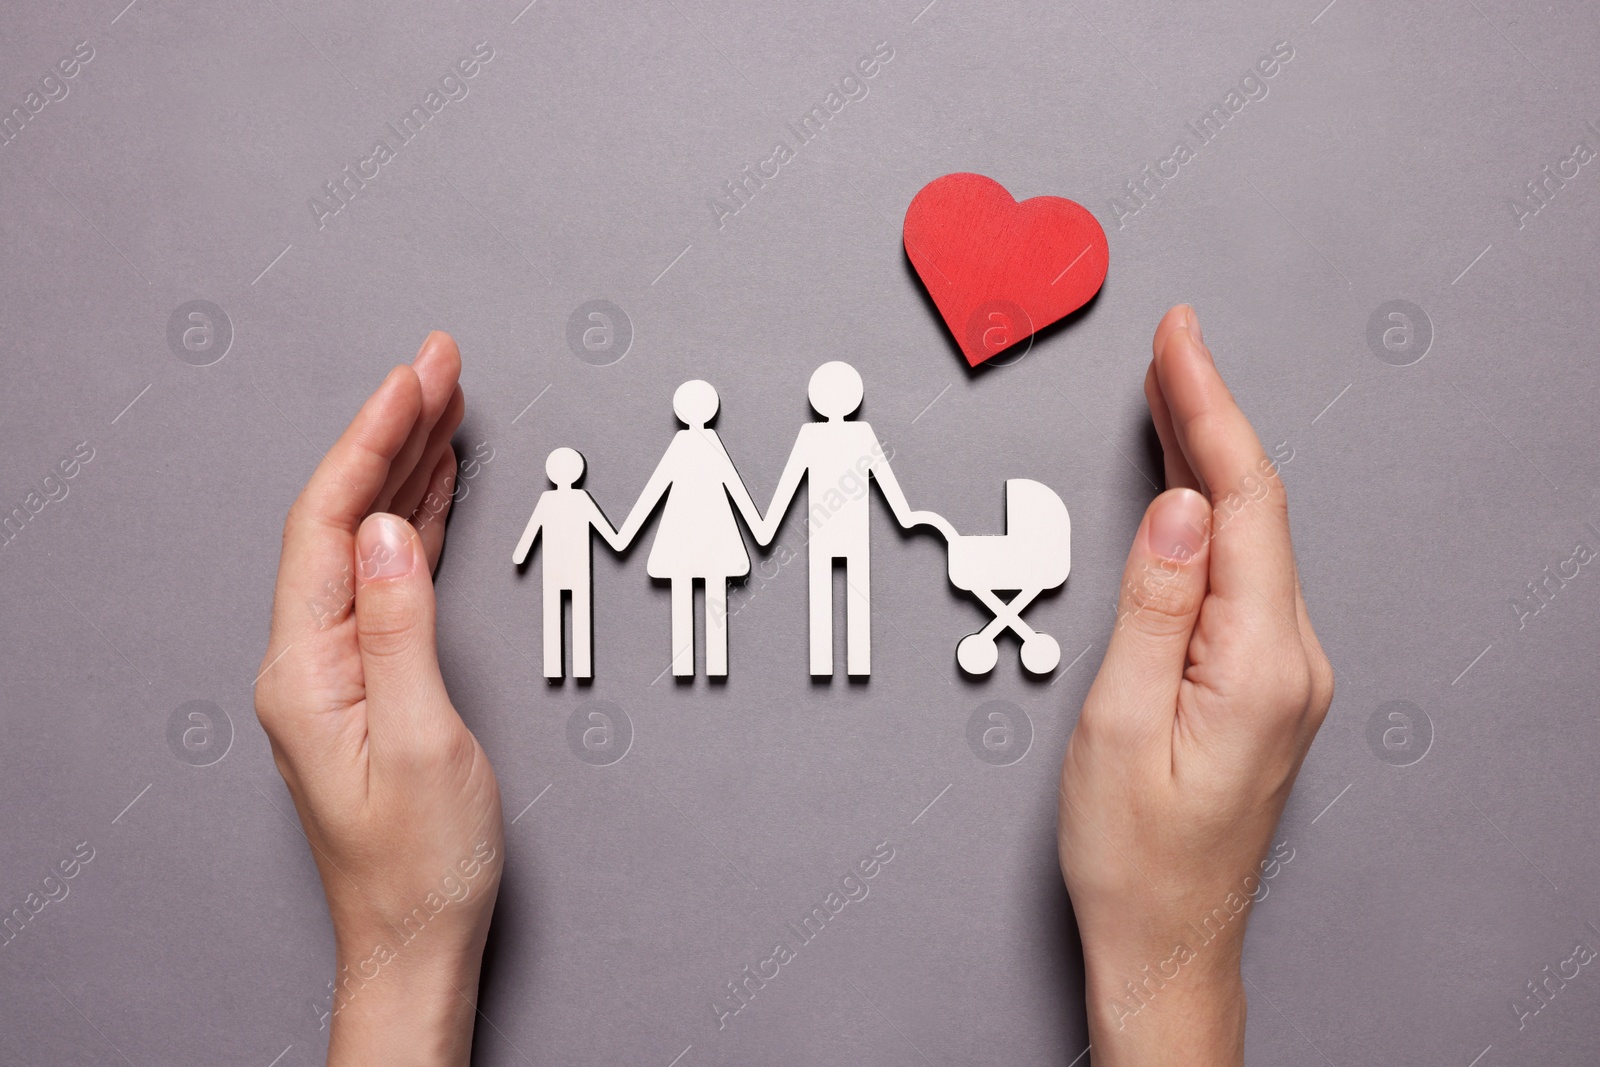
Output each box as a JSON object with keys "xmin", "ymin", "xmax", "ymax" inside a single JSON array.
[
  {"xmin": 957, "ymin": 633, "xmax": 999, "ymax": 674},
  {"xmin": 1020, "ymin": 633, "xmax": 1061, "ymax": 674}
]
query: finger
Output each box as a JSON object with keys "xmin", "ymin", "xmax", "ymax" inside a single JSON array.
[
  {"xmin": 373, "ymin": 331, "xmax": 459, "ymax": 513},
  {"xmin": 1293, "ymin": 580, "xmax": 1335, "ymax": 720},
  {"xmin": 376, "ymin": 331, "xmax": 462, "ymax": 513},
  {"xmin": 353, "ymin": 513, "xmax": 453, "ymax": 757},
  {"xmin": 288, "ymin": 366, "xmax": 422, "ymax": 537},
  {"xmin": 391, "ymin": 385, "xmax": 464, "ymax": 523},
  {"xmin": 271, "ymin": 366, "xmax": 423, "ymax": 637},
  {"xmin": 1149, "ymin": 305, "xmax": 1203, "ymax": 492},
  {"xmin": 1153, "ymin": 315, "xmax": 1298, "ymax": 613},
  {"xmin": 1145, "ymin": 359, "xmax": 1201, "ymax": 493},
  {"xmin": 414, "ymin": 446, "xmax": 457, "ymax": 572},
  {"xmin": 1084, "ymin": 488, "xmax": 1212, "ymax": 747},
  {"xmin": 1151, "ymin": 302, "xmax": 1200, "ymax": 361}
]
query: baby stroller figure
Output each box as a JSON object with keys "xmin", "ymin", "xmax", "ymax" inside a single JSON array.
[
  {"xmin": 923, "ymin": 479, "xmax": 1071, "ymax": 675},
  {"xmin": 512, "ymin": 447, "xmax": 627, "ymax": 679}
]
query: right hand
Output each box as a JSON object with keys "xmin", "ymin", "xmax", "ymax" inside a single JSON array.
[{"xmin": 1057, "ymin": 305, "xmax": 1333, "ymax": 1066}]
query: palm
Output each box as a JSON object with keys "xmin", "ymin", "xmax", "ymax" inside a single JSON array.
[
  {"xmin": 258, "ymin": 334, "xmax": 466, "ymax": 786},
  {"xmin": 1058, "ymin": 303, "xmax": 1331, "ymax": 964}
]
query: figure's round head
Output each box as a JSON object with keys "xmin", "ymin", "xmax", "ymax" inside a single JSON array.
[
  {"xmin": 808, "ymin": 361, "xmax": 863, "ymax": 420},
  {"xmin": 673, "ymin": 379, "xmax": 719, "ymax": 427},
  {"xmin": 545, "ymin": 446, "xmax": 585, "ymax": 487}
]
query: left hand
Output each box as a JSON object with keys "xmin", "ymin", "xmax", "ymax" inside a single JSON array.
[{"xmin": 254, "ymin": 331, "xmax": 504, "ymax": 1067}]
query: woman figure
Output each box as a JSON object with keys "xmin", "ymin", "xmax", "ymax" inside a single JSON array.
[{"xmin": 616, "ymin": 380, "xmax": 763, "ymax": 677}]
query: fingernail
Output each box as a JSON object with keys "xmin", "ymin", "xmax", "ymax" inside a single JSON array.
[
  {"xmin": 416, "ymin": 330, "xmax": 446, "ymax": 360},
  {"xmin": 358, "ymin": 513, "xmax": 414, "ymax": 580},
  {"xmin": 1147, "ymin": 488, "xmax": 1210, "ymax": 563},
  {"xmin": 1183, "ymin": 305, "xmax": 1203, "ymax": 344},
  {"xmin": 1183, "ymin": 323, "xmax": 1215, "ymax": 366}
]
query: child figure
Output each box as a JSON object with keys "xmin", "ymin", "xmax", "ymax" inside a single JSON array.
[{"xmin": 512, "ymin": 448, "xmax": 626, "ymax": 679}]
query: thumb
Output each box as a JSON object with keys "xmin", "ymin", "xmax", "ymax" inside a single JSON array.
[
  {"xmin": 354, "ymin": 513, "xmax": 450, "ymax": 733},
  {"xmin": 1094, "ymin": 488, "xmax": 1212, "ymax": 726}
]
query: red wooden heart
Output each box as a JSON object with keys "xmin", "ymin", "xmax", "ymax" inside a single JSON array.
[{"xmin": 903, "ymin": 173, "xmax": 1109, "ymax": 367}]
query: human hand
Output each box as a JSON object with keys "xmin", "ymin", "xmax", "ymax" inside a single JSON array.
[
  {"xmin": 254, "ymin": 332, "xmax": 503, "ymax": 1067},
  {"xmin": 1057, "ymin": 306, "xmax": 1333, "ymax": 1066}
]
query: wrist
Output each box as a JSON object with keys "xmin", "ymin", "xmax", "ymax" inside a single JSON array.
[
  {"xmin": 1082, "ymin": 941, "xmax": 1246, "ymax": 1067},
  {"xmin": 327, "ymin": 937, "xmax": 485, "ymax": 1067}
]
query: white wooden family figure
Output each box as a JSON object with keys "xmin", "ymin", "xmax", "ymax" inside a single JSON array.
[
  {"xmin": 615, "ymin": 379, "xmax": 761, "ymax": 679},
  {"xmin": 512, "ymin": 362, "xmax": 1071, "ymax": 680},
  {"xmin": 510, "ymin": 447, "xmax": 625, "ymax": 679}
]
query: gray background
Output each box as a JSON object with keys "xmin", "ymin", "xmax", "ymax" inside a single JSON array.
[{"xmin": 1, "ymin": 0, "xmax": 1597, "ymax": 1063}]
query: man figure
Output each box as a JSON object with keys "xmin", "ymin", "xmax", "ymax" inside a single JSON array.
[
  {"xmin": 754, "ymin": 361, "xmax": 945, "ymax": 676},
  {"xmin": 512, "ymin": 447, "xmax": 626, "ymax": 679}
]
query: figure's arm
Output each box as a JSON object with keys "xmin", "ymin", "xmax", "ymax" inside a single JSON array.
[
  {"xmin": 754, "ymin": 435, "xmax": 807, "ymax": 546},
  {"xmin": 866, "ymin": 439, "xmax": 918, "ymax": 529},
  {"xmin": 868, "ymin": 441, "xmax": 953, "ymax": 539},
  {"xmin": 511, "ymin": 500, "xmax": 545, "ymax": 564},
  {"xmin": 585, "ymin": 494, "xmax": 628, "ymax": 553},
  {"xmin": 908, "ymin": 509, "xmax": 958, "ymax": 541},
  {"xmin": 720, "ymin": 443, "xmax": 765, "ymax": 542},
  {"xmin": 614, "ymin": 458, "xmax": 673, "ymax": 550}
]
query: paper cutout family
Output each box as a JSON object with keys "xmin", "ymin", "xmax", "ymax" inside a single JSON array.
[{"xmin": 512, "ymin": 362, "xmax": 1071, "ymax": 679}]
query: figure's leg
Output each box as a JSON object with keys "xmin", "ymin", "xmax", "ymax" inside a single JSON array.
[
  {"xmin": 543, "ymin": 581, "xmax": 563, "ymax": 679},
  {"xmin": 845, "ymin": 550, "xmax": 871, "ymax": 676},
  {"xmin": 809, "ymin": 552, "xmax": 832, "ymax": 676},
  {"xmin": 571, "ymin": 579, "xmax": 593, "ymax": 679},
  {"xmin": 671, "ymin": 579, "xmax": 694, "ymax": 676},
  {"xmin": 705, "ymin": 578, "xmax": 728, "ymax": 677}
]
